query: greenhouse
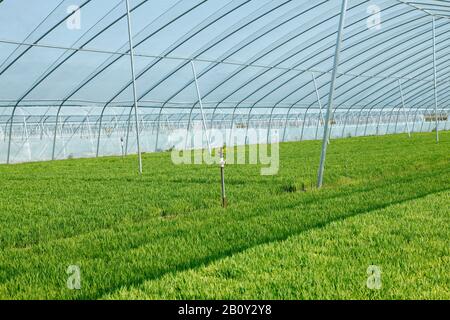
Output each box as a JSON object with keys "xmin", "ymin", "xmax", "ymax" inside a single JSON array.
[
  {"xmin": 1, "ymin": 0, "xmax": 449, "ymax": 168},
  {"xmin": 0, "ymin": 0, "xmax": 449, "ymax": 301}
]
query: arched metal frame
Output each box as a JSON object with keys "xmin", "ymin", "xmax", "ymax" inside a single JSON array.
[{"xmin": 0, "ymin": 0, "xmax": 449, "ymax": 185}]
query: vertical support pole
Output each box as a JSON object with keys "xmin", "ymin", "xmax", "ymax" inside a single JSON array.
[
  {"xmin": 228, "ymin": 109, "xmax": 237, "ymax": 146},
  {"xmin": 363, "ymin": 108, "xmax": 372, "ymax": 136},
  {"xmin": 342, "ymin": 109, "xmax": 351, "ymax": 138},
  {"xmin": 51, "ymin": 110, "xmax": 62, "ymax": 160},
  {"xmin": 22, "ymin": 117, "xmax": 25, "ymax": 141},
  {"xmin": 24, "ymin": 117, "xmax": 31, "ymax": 161},
  {"xmin": 184, "ymin": 111, "xmax": 193, "ymax": 150},
  {"xmin": 96, "ymin": 108, "xmax": 106, "ymax": 157},
  {"xmin": 87, "ymin": 116, "xmax": 94, "ymax": 147},
  {"xmin": 154, "ymin": 106, "xmax": 164, "ymax": 152},
  {"xmin": 191, "ymin": 60, "xmax": 212, "ymax": 155},
  {"xmin": 412, "ymin": 107, "xmax": 421, "ymax": 133},
  {"xmin": 432, "ymin": 17, "xmax": 439, "ymax": 143},
  {"xmin": 328, "ymin": 108, "xmax": 336, "ymax": 141},
  {"xmin": 220, "ymin": 146, "xmax": 227, "ymax": 208},
  {"xmin": 398, "ymin": 79, "xmax": 411, "ymax": 137},
  {"xmin": 120, "ymin": 137, "xmax": 125, "ymax": 159},
  {"xmin": 125, "ymin": 0, "xmax": 143, "ymax": 174},
  {"xmin": 386, "ymin": 107, "xmax": 395, "ymax": 134},
  {"xmin": 244, "ymin": 108, "xmax": 253, "ymax": 145},
  {"xmin": 420, "ymin": 108, "xmax": 427, "ymax": 132},
  {"xmin": 124, "ymin": 107, "xmax": 133, "ymax": 156},
  {"xmin": 6, "ymin": 110, "xmax": 14, "ymax": 164},
  {"xmin": 428, "ymin": 107, "xmax": 434, "ymax": 132},
  {"xmin": 376, "ymin": 109, "xmax": 383, "ymax": 135},
  {"xmin": 300, "ymin": 108, "xmax": 310, "ymax": 141},
  {"xmin": 282, "ymin": 107, "xmax": 293, "ymax": 142},
  {"xmin": 40, "ymin": 118, "xmax": 44, "ymax": 140},
  {"xmin": 394, "ymin": 107, "xmax": 400, "ymax": 134},
  {"xmin": 312, "ymin": 72, "xmax": 325, "ymax": 140},
  {"xmin": 355, "ymin": 109, "xmax": 363, "ymax": 136},
  {"xmin": 266, "ymin": 107, "xmax": 276, "ymax": 145},
  {"xmin": 61, "ymin": 117, "xmax": 67, "ymax": 159},
  {"xmin": 317, "ymin": 0, "xmax": 348, "ymax": 189},
  {"xmin": 227, "ymin": 107, "xmax": 236, "ymax": 147}
]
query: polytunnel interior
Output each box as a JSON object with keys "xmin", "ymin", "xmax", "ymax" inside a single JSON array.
[{"xmin": 0, "ymin": 0, "xmax": 449, "ymax": 166}]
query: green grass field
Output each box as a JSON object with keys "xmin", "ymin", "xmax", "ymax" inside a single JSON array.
[{"xmin": 0, "ymin": 132, "xmax": 449, "ymax": 300}]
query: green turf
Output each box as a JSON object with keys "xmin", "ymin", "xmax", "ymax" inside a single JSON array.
[
  {"xmin": 0, "ymin": 131, "xmax": 448, "ymax": 299},
  {"xmin": 106, "ymin": 190, "xmax": 449, "ymax": 300}
]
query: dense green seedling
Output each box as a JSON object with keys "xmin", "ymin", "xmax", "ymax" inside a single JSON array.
[{"xmin": 0, "ymin": 132, "xmax": 448, "ymax": 299}]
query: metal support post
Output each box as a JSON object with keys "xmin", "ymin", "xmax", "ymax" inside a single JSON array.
[
  {"xmin": 125, "ymin": 0, "xmax": 143, "ymax": 174},
  {"xmin": 317, "ymin": 0, "xmax": 348, "ymax": 188}
]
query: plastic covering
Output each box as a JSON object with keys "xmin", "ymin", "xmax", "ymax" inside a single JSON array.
[{"xmin": 0, "ymin": 0, "xmax": 449, "ymax": 163}]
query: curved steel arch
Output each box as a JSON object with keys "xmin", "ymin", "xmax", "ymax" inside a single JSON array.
[
  {"xmin": 0, "ymin": 0, "xmax": 67, "ymax": 70},
  {"xmin": 208, "ymin": 3, "xmax": 422, "ymax": 134},
  {"xmin": 291, "ymin": 14, "xmax": 448, "ymax": 120},
  {"xmin": 335, "ymin": 34, "xmax": 450, "ymax": 113},
  {"xmin": 238, "ymin": 9, "xmax": 433, "ymax": 118},
  {"xmin": 5, "ymin": 0, "xmax": 144, "ymax": 163},
  {"xmin": 0, "ymin": 0, "xmax": 93, "ymax": 77},
  {"xmin": 159, "ymin": 0, "xmax": 331, "ymax": 120},
  {"xmin": 13, "ymin": 0, "xmax": 125, "ymax": 109},
  {"xmin": 333, "ymin": 19, "xmax": 450, "ymax": 109},
  {"xmin": 98, "ymin": 0, "xmax": 252, "ymax": 154},
  {"xmin": 286, "ymin": 33, "xmax": 449, "ymax": 141},
  {"xmin": 134, "ymin": 0, "xmax": 296, "ymax": 106},
  {"xmin": 200, "ymin": 2, "xmax": 363, "ymax": 115},
  {"xmin": 239, "ymin": 3, "xmax": 411, "ymax": 101},
  {"xmin": 227, "ymin": 6, "xmax": 428, "ymax": 137},
  {"xmin": 200, "ymin": 1, "xmax": 372, "ymax": 141},
  {"xmin": 1, "ymin": 0, "xmax": 449, "ymax": 166},
  {"xmin": 91, "ymin": 0, "xmax": 294, "ymax": 152},
  {"xmin": 128, "ymin": 0, "xmax": 301, "ymax": 148},
  {"xmin": 54, "ymin": 0, "xmax": 209, "ymax": 159}
]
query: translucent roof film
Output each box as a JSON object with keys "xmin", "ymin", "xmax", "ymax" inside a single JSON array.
[
  {"xmin": 0, "ymin": 0, "xmax": 448, "ymax": 113},
  {"xmin": 0, "ymin": 0, "xmax": 449, "ymax": 166}
]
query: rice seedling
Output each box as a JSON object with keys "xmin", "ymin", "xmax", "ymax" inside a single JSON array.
[{"xmin": 0, "ymin": 132, "xmax": 448, "ymax": 299}]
